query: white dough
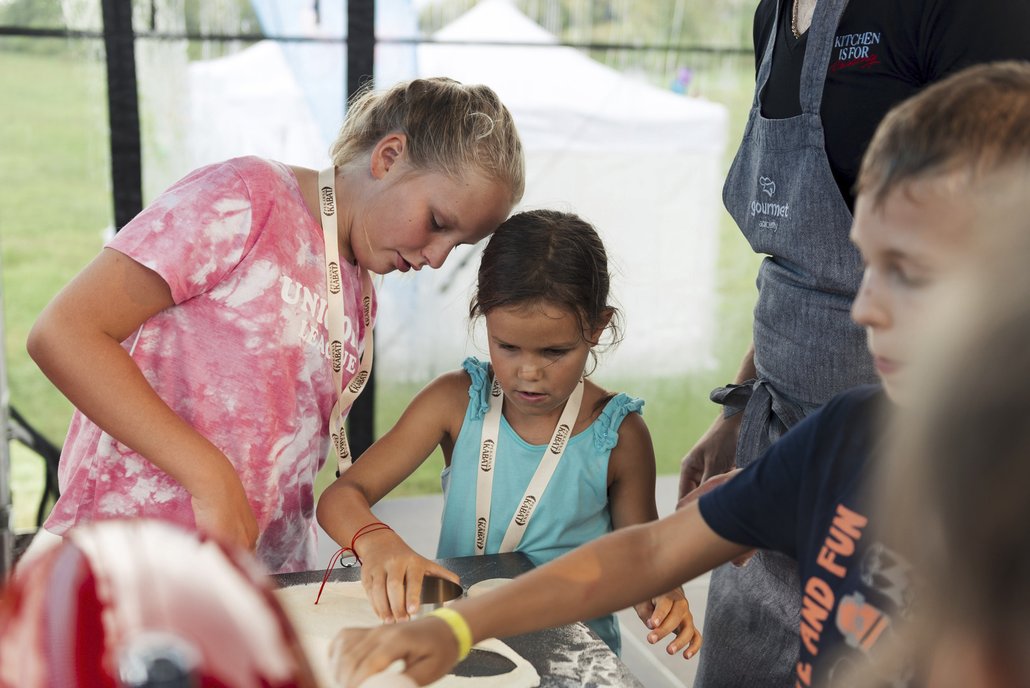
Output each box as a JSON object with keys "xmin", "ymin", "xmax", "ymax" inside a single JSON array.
[
  {"xmin": 274, "ymin": 582, "xmax": 540, "ymax": 688},
  {"xmin": 359, "ymin": 673, "xmax": 419, "ymax": 688},
  {"xmin": 465, "ymin": 578, "xmax": 513, "ymax": 598}
]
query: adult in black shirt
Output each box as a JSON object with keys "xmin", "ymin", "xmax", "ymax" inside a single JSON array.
[{"xmin": 755, "ymin": 0, "xmax": 1030, "ymax": 211}]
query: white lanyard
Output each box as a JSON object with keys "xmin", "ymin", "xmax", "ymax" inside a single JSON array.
[
  {"xmin": 318, "ymin": 166, "xmax": 374, "ymax": 476},
  {"xmin": 475, "ymin": 375, "xmax": 585, "ymax": 554}
]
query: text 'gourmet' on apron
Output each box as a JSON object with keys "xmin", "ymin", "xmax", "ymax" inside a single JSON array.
[{"xmin": 722, "ymin": 0, "xmax": 875, "ymax": 425}]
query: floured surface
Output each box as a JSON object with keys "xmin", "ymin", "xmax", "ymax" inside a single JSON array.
[
  {"xmin": 533, "ymin": 623, "xmax": 636, "ymax": 686},
  {"xmin": 275, "ymin": 582, "xmax": 540, "ymax": 688}
]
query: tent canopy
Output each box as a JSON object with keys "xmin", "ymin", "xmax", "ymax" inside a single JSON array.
[
  {"xmin": 183, "ymin": 0, "xmax": 728, "ymax": 381},
  {"xmin": 418, "ymin": 0, "xmax": 726, "ymax": 153}
]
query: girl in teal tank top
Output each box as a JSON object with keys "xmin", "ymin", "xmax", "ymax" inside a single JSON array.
[
  {"xmin": 317, "ymin": 209, "xmax": 700, "ymax": 657},
  {"xmin": 437, "ymin": 356, "xmax": 639, "ymax": 651}
]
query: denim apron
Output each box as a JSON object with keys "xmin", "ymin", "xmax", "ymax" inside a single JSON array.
[{"xmin": 694, "ymin": 0, "xmax": 876, "ymax": 685}]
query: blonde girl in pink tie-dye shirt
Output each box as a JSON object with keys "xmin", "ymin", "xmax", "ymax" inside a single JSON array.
[{"xmin": 25, "ymin": 77, "xmax": 524, "ymax": 573}]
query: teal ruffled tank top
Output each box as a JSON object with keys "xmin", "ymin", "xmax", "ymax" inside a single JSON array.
[{"xmin": 437, "ymin": 358, "xmax": 645, "ymax": 654}]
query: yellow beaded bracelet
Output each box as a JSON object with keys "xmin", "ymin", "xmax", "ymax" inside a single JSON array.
[{"xmin": 428, "ymin": 607, "xmax": 472, "ymax": 662}]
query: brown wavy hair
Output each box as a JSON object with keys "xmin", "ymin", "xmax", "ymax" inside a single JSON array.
[{"xmin": 470, "ymin": 209, "xmax": 622, "ymax": 371}]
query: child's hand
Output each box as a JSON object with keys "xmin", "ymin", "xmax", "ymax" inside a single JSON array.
[
  {"xmin": 633, "ymin": 588, "xmax": 703, "ymax": 659},
  {"xmin": 329, "ymin": 616, "xmax": 462, "ymax": 687},
  {"xmin": 190, "ymin": 481, "xmax": 259, "ymax": 552},
  {"xmin": 355, "ymin": 530, "xmax": 461, "ymax": 623}
]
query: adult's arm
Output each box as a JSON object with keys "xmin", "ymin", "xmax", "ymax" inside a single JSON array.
[{"xmin": 677, "ymin": 342, "xmax": 756, "ymax": 505}]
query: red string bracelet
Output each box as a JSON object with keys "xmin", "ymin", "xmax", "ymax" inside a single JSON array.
[
  {"xmin": 351, "ymin": 521, "xmax": 393, "ymax": 552},
  {"xmin": 314, "ymin": 521, "xmax": 393, "ymax": 604}
]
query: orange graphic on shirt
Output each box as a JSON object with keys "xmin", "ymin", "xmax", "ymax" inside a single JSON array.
[{"xmin": 836, "ymin": 592, "xmax": 890, "ymax": 652}]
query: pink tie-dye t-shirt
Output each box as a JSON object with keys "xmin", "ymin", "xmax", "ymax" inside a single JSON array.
[{"xmin": 44, "ymin": 157, "xmax": 375, "ymax": 573}]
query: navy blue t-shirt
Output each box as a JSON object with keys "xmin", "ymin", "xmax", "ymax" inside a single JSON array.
[{"xmin": 700, "ymin": 385, "xmax": 915, "ymax": 686}]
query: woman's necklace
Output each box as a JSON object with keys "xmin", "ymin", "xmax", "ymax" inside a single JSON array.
[{"xmin": 791, "ymin": 0, "xmax": 801, "ymax": 39}]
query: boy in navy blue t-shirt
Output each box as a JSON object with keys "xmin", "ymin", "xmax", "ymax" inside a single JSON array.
[
  {"xmin": 331, "ymin": 62, "xmax": 1030, "ymax": 688},
  {"xmin": 696, "ymin": 62, "xmax": 1030, "ymax": 685},
  {"xmin": 700, "ymin": 385, "xmax": 897, "ymax": 685}
]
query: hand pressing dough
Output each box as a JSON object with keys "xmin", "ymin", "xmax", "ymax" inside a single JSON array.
[{"xmin": 274, "ymin": 582, "xmax": 540, "ymax": 688}]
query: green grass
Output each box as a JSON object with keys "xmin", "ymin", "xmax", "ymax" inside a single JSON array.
[
  {"xmin": 3, "ymin": 47, "xmax": 760, "ymax": 530},
  {"xmin": 1, "ymin": 44, "xmax": 113, "ymax": 531}
]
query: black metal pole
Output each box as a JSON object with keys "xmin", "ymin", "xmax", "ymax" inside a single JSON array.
[
  {"xmin": 346, "ymin": 0, "xmax": 376, "ymax": 459},
  {"xmin": 0, "ymin": 266, "xmax": 12, "ymax": 580},
  {"xmin": 347, "ymin": 0, "xmax": 376, "ymax": 98},
  {"xmin": 101, "ymin": 0, "xmax": 143, "ymax": 231}
]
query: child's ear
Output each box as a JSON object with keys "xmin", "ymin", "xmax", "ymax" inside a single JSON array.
[
  {"xmin": 586, "ymin": 308, "xmax": 614, "ymax": 346},
  {"xmin": 370, "ymin": 133, "xmax": 407, "ymax": 180}
]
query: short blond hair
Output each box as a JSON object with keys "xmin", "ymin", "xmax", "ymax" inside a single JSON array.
[
  {"xmin": 329, "ymin": 77, "xmax": 525, "ymax": 204},
  {"xmin": 857, "ymin": 61, "xmax": 1030, "ymax": 206}
]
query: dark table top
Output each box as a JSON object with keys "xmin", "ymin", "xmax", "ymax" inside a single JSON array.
[{"xmin": 272, "ymin": 552, "xmax": 643, "ymax": 688}]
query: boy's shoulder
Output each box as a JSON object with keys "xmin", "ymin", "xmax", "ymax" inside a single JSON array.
[
  {"xmin": 820, "ymin": 384, "xmax": 885, "ymax": 421},
  {"xmin": 801, "ymin": 385, "xmax": 886, "ymax": 481},
  {"xmin": 769, "ymin": 385, "xmax": 885, "ymax": 475}
]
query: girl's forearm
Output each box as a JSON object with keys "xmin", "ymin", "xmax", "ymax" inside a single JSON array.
[{"xmin": 316, "ymin": 482, "xmax": 382, "ymax": 549}]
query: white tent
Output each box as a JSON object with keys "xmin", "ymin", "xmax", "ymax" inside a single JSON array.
[
  {"xmin": 186, "ymin": 41, "xmax": 327, "ymax": 171},
  {"xmin": 183, "ymin": 0, "xmax": 727, "ymax": 381}
]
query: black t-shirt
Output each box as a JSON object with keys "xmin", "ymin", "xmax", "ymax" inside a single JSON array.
[
  {"xmin": 699, "ymin": 386, "xmax": 916, "ymax": 686},
  {"xmin": 753, "ymin": 0, "xmax": 1030, "ymax": 209}
]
